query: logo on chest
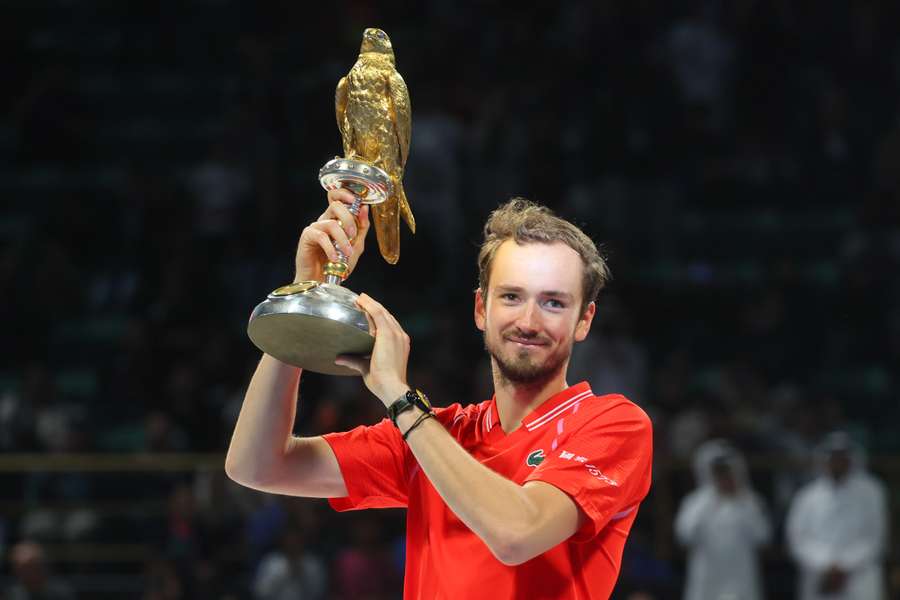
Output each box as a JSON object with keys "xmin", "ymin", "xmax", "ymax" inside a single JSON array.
[{"xmin": 526, "ymin": 449, "xmax": 545, "ymax": 468}]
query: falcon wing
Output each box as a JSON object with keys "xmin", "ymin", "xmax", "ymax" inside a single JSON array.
[
  {"xmin": 335, "ymin": 76, "xmax": 351, "ymax": 153},
  {"xmin": 386, "ymin": 71, "xmax": 411, "ymax": 167}
]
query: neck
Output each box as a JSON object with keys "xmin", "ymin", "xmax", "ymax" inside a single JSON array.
[
  {"xmin": 491, "ymin": 360, "xmax": 569, "ymax": 434},
  {"xmin": 829, "ymin": 472, "xmax": 849, "ymax": 485},
  {"xmin": 359, "ymin": 51, "xmax": 394, "ymax": 64}
]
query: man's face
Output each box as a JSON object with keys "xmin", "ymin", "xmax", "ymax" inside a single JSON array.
[
  {"xmin": 827, "ymin": 449, "xmax": 851, "ymax": 481},
  {"xmin": 711, "ymin": 460, "xmax": 738, "ymax": 496},
  {"xmin": 475, "ymin": 240, "xmax": 595, "ymax": 385}
]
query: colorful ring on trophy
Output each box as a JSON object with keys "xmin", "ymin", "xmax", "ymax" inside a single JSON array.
[
  {"xmin": 323, "ymin": 262, "xmax": 350, "ymax": 280},
  {"xmin": 319, "ymin": 158, "xmax": 394, "ymax": 206}
]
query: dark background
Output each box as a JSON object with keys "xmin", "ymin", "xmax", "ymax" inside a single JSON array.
[{"xmin": 1, "ymin": 1, "xmax": 898, "ymax": 598}]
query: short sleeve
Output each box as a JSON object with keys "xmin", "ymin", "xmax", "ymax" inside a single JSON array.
[
  {"xmin": 322, "ymin": 418, "xmax": 412, "ymax": 511},
  {"xmin": 524, "ymin": 399, "xmax": 653, "ymax": 542}
]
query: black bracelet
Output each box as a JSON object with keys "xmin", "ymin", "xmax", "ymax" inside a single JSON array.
[{"xmin": 402, "ymin": 411, "xmax": 434, "ymax": 441}]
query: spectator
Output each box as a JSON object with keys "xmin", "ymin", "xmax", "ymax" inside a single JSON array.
[
  {"xmin": 253, "ymin": 526, "xmax": 327, "ymax": 600},
  {"xmin": 332, "ymin": 514, "xmax": 398, "ymax": 600},
  {"xmin": 141, "ymin": 557, "xmax": 183, "ymax": 600},
  {"xmin": 187, "ymin": 142, "xmax": 251, "ymax": 242},
  {"xmin": 4, "ymin": 540, "xmax": 74, "ymax": 600},
  {"xmin": 662, "ymin": 3, "xmax": 735, "ymax": 126},
  {"xmin": 675, "ymin": 439, "xmax": 771, "ymax": 600},
  {"xmin": 786, "ymin": 431, "xmax": 888, "ymax": 600}
]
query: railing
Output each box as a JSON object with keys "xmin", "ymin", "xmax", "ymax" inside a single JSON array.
[
  {"xmin": 0, "ymin": 453, "xmax": 224, "ymax": 473},
  {"xmin": 1, "ymin": 453, "xmax": 897, "ymax": 598}
]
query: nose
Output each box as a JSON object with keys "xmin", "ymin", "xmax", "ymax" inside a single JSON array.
[{"xmin": 515, "ymin": 301, "xmax": 540, "ymax": 334}]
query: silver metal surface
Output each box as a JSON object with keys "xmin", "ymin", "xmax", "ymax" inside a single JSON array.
[
  {"xmin": 319, "ymin": 158, "xmax": 393, "ymax": 205},
  {"xmin": 249, "ymin": 167, "xmax": 386, "ymax": 375},
  {"xmin": 247, "ymin": 283, "xmax": 373, "ymax": 376}
]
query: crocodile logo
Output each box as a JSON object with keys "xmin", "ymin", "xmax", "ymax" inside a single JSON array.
[{"xmin": 526, "ymin": 449, "xmax": 545, "ymax": 468}]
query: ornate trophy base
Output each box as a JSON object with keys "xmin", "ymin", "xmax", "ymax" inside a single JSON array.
[
  {"xmin": 246, "ymin": 157, "xmax": 392, "ymax": 375},
  {"xmin": 247, "ymin": 281, "xmax": 373, "ymax": 376}
]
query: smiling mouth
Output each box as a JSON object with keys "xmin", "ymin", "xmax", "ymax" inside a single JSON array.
[{"xmin": 506, "ymin": 337, "xmax": 547, "ymax": 347}]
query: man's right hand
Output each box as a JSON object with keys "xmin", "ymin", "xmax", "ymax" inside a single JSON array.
[
  {"xmin": 818, "ymin": 565, "xmax": 848, "ymax": 593},
  {"xmin": 294, "ymin": 188, "xmax": 371, "ymax": 283}
]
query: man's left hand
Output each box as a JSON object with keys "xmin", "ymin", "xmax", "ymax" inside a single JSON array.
[{"xmin": 335, "ymin": 293, "xmax": 410, "ymax": 407}]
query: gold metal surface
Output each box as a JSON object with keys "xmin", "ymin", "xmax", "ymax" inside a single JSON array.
[
  {"xmin": 336, "ymin": 28, "xmax": 415, "ymax": 264},
  {"xmin": 270, "ymin": 281, "xmax": 319, "ymax": 296},
  {"xmin": 322, "ymin": 261, "xmax": 350, "ymax": 279}
]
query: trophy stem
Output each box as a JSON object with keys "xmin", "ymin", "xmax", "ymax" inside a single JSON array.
[{"xmin": 323, "ymin": 196, "xmax": 362, "ymax": 286}]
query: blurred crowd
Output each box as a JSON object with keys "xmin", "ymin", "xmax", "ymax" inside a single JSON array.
[{"xmin": 1, "ymin": 0, "xmax": 898, "ymax": 598}]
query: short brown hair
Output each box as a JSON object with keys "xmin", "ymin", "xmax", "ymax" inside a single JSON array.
[{"xmin": 477, "ymin": 198, "xmax": 610, "ymax": 312}]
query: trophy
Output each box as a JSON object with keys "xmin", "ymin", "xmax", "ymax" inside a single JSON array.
[{"xmin": 247, "ymin": 28, "xmax": 415, "ymax": 376}]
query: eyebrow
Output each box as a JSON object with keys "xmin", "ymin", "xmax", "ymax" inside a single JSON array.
[{"xmin": 495, "ymin": 285, "xmax": 575, "ymax": 302}]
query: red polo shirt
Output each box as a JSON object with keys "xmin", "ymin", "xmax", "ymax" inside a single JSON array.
[{"xmin": 323, "ymin": 382, "xmax": 653, "ymax": 599}]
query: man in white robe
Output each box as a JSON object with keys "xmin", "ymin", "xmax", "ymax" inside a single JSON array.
[
  {"xmin": 786, "ymin": 431, "xmax": 888, "ymax": 600},
  {"xmin": 675, "ymin": 439, "xmax": 771, "ymax": 600}
]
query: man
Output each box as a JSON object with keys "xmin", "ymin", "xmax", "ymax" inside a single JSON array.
[
  {"xmin": 786, "ymin": 431, "xmax": 888, "ymax": 600},
  {"xmin": 674, "ymin": 439, "xmax": 771, "ymax": 600},
  {"xmin": 226, "ymin": 191, "xmax": 653, "ymax": 599},
  {"xmin": 5, "ymin": 540, "xmax": 75, "ymax": 600}
]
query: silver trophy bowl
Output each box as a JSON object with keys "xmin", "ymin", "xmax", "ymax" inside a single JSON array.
[{"xmin": 246, "ymin": 158, "xmax": 392, "ymax": 376}]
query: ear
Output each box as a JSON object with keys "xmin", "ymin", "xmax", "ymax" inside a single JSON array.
[
  {"xmin": 574, "ymin": 301, "xmax": 596, "ymax": 342},
  {"xmin": 474, "ymin": 288, "xmax": 486, "ymax": 331}
]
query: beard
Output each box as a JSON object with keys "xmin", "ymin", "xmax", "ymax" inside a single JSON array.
[{"xmin": 483, "ymin": 328, "xmax": 571, "ymax": 385}]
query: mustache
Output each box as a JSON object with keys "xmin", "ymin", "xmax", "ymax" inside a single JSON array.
[{"xmin": 503, "ymin": 328, "xmax": 550, "ymax": 344}]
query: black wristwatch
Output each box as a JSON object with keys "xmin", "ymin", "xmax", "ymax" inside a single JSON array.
[{"xmin": 387, "ymin": 389, "xmax": 432, "ymax": 426}]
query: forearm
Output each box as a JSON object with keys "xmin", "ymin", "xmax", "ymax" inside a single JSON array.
[
  {"xmin": 225, "ymin": 353, "xmax": 302, "ymax": 486},
  {"xmin": 837, "ymin": 510, "xmax": 887, "ymax": 570},
  {"xmin": 340, "ymin": 294, "xmax": 581, "ymax": 563},
  {"xmin": 674, "ymin": 494, "xmax": 712, "ymax": 546},
  {"xmin": 397, "ymin": 409, "xmax": 575, "ymax": 565},
  {"xmin": 740, "ymin": 497, "xmax": 772, "ymax": 545},
  {"xmin": 837, "ymin": 540, "xmax": 883, "ymax": 571}
]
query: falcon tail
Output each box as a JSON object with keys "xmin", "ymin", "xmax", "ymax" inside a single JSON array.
[
  {"xmin": 372, "ymin": 197, "xmax": 400, "ymax": 265},
  {"xmin": 398, "ymin": 182, "xmax": 415, "ymax": 234},
  {"xmin": 372, "ymin": 182, "xmax": 414, "ymax": 265}
]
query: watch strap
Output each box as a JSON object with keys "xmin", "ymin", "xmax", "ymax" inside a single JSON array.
[{"xmin": 387, "ymin": 389, "xmax": 431, "ymax": 426}]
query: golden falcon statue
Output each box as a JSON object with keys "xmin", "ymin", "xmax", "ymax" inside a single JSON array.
[{"xmin": 335, "ymin": 28, "xmax": 414, "ymax": 264}]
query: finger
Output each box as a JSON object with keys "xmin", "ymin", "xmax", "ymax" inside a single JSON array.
[
  {"xmin": 387, "ymin": 312, "xmax": 408, "ymax": 338},
  {"xmin": 348, "ymin": 205, "xmax": 370, "ymax": 257},
  {"xmin": 358, "ymin": 294, "xmax": 400, "ymax": 332},
  {"xmin": 317, "ymin": 188, "xmax": 356, "ymax": 223},
  {"xmin": 357, "ymin": 293, "xmax": 384, "ymax": 320},
  {"xmin": 360, "ymin": 295, "xmax": 409, "ymax": 349},
  {"xmin": 326, "ymin": 201, "xmax": 358, "ymax": 240},
  {"xmin": 327, "ymin": 188, "xmax": 357, "ymax": 206},
  {"xmin": 356, "ymin": 205, "xmax": 370, "ymax": 238},
  {"xmin": 310, "ymin": 219, "xmax": 353, "ymax": 256},
  {"xmin": 334, "ymin": 354, "xmax": 369, "ymax": 373},
  {"xmin": 359, "ymin": 293, "xmax": 401, "ymax": 328},
  {"xmin": 305, "ymin": 228, "xmax": 340, "ymax": 262},
  {"xmin": 362, "ymin": 306, "xmax": 376, "ymax": 337}
]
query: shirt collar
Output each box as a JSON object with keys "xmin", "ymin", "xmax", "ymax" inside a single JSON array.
[{"xmin": 484, "ymin": 381, "xmax": 594, "ymax": 435}]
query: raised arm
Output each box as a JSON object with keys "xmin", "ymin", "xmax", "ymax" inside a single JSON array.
[
  {"xmin": 225, "ymin": 189, "xmax": 370, "ymax": 497},
  {"xmin": 674, "ymin": 488, "xmax": 715, "ymax": 547}
]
